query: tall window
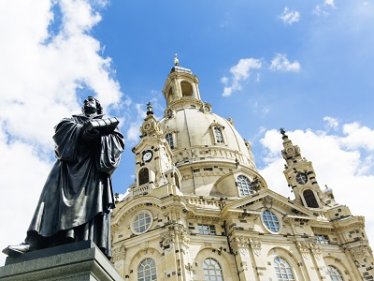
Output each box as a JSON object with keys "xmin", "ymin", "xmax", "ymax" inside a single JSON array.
[
  {"xmin": 138, "ymin": 258, "xmax": 157, "ymax": 281},
  {"xmin": 327, "ymin": 266, "xmax": 344, "ymax": 281},
  {"xmin": 274, "ymin": 256, "xmax": 295, "ymax": 281},
  {"xmin": 197, "ymin": 224, "xmax": 216, "ymax": 235},
  {"xmin": 303, "ymin": 189, "xmax": 319, "ymax": 208},
  {"xmin": 214, "ymin": 127, "xmax": 224, "ymax": 143},
  {"xmin": 165, "ymin": 133, "xmax": 174, "ymax": 149},
  {"xmin": 139, "ymin": 168, "xmax": 149, "ymax": 185},
  {"xmin": 203, "ymin": 258, "xmax": 223, "ymax": 281},
  {"xmin": 237, "ymin": 175, "xmax": 253, "ymax": 196},
  {"xmin": 262, "ymin": 210, "xmax": 280, "ymax": 233}
]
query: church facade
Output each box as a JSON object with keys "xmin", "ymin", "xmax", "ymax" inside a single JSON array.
[{"xmin": 111, "ymin": 62, "xmax": 374, "ymax": 281}]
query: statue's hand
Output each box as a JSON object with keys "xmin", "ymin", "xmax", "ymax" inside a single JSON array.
[{"xmin": 82, "ymin": 122, "xmax": 101, "ymax": 141}]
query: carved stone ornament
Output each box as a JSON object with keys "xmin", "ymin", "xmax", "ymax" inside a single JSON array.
[
  {"xmin": 112, "ymin": 244, "xmax": 126, "ymax": 262},
  {"xmin": 231, "ymin": 236, "xmax": 250, "ymax": 255},
  {"xmin": 348, "ymin": 246, "xmax": 372, "ymax": 261},
  {"xmin": 160, "ymin": 232, "xmax": 175, "ymax": 251},
  {"xmin": 169, "ymin": 224, "xmax": 190, "ymax": 245},
  {"xmin": 249, "ymin": 238, "xmax": 262, "ymax": 256}
]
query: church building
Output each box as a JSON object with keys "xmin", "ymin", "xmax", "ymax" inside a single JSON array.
[{"xmin": 111, "ymin": 60, "xmax": 374, "ymax": 281}]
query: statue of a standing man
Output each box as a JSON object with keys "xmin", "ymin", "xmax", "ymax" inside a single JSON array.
[{"xmin": 3, "ymin": 96, "xmax": 124, "ymax": 258}]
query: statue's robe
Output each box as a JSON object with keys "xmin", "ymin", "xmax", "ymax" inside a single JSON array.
[{"xmin": 26, "ymin": 114, "xmax": 124, "ymax": 257}]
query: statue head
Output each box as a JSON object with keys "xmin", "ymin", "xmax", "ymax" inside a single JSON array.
[{"xmin": 82, "ymin": 96, "xmax": 103, "ymax": 115}]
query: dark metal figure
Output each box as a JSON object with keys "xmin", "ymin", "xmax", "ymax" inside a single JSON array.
[{"xmin": 3, "ymin": 96, "xmax": 124, "ymax": 258}]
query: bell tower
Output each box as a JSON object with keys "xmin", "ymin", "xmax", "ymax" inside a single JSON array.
[
  {"xmin": 131, "ymin": 102, "xmax": 182, "ymax": 198},
  {"xmin": 281, "ymin": 129, "xmax": 326, "ymax": 208}
]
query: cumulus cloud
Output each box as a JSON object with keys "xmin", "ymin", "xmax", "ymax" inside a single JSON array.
[
  {"xmin": 221, "ymin": 58, "xmax": 262, "ymax": 97},
  {"xmin": 0, "ymin": 0, "xmax": 122, "ymax": 265},
  {"xmin": 279, "ymin": 7, "xmax": 300, "ymax": 25},
  {"xmin": 259, "ymin": 123, "xmax": 374, "ymax": 249},
  {"xmin": 270, "ymin": 54, "xmax": 301, "ymax": 72}
]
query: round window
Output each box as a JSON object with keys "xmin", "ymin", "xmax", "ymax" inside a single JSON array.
[
  {"xmin": 262, "ymin": 210, "xmax": 280, "ymax": 233},
  {"xmin": 132, "ymin": 211, "xmax": 152, "ymax": 234}
]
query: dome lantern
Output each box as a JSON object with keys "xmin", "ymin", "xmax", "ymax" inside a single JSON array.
[{"xmin": 162, "ymin": 56, "xmax": 202, "ymax": 108}]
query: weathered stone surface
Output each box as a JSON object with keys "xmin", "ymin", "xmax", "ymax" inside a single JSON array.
[{"xmin": 0, "ymin": 241, "xmax": 124, "ymax": 281}]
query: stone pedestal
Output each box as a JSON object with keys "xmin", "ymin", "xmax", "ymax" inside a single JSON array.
[{"xmin": 0, "ymin": 241, "xmax": 124, "ymax": 281}]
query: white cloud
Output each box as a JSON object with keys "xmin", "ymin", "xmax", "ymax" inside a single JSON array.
[
  {"xmin": 270, "ymin": 54, "xmax": 301, "ymax": 72},
  {"xmin": 221, "ymin": 58, "xmax": 262, "ymax": 97},
  {"xmin": 259, "ymin": 123, "xmax": 374, "ymax": 249},
  {"xmin": 342, "ymin": 123, "xmax": 374, "ymax": 151},
  {"xmin": 0, "ymin": 0, "xmax": 122, "ymax": 265},
  {"xmin": 325, "ymin": 0, "xmax": 336, "ymax": 8},
  {"xmin": 279, "ymin": 7, "xmax": 300, "ymax": 25},
  {"xmin": 323, "ymin": 116, "xmax": 339, "ymax": 130},
  {"xmin": 313, "ymin": 0, "xmax": 336, "ymax": 16}
]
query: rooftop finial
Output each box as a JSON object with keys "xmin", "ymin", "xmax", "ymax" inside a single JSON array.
[
  {"xmin": 174, "ymin": 53, "xmax": 179, "ymax": 66},
  {"xmin": 146, "ymin": 102, "xmax": 153, "ymax": 115},
  {"xmin": 280, "ymin": 128, "xmax": 288, "ymax": 140}
]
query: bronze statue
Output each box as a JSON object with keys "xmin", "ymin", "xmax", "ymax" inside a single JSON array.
[{"xmin": 3, "ymin": 96, "xmax": 124, "ymax": 258}]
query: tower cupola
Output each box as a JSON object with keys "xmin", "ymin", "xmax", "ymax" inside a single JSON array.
[{"xmin": 162, "ymin": 55, "xmax": 202, "ymax": 109}]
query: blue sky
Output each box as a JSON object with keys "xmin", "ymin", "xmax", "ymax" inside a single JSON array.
[
  {"xmin": 0, "ymin": 0, "xmax": 374, "ymax": 265},
  {"xmin": 92, "ymin": 0, "xmax": 374, "ymax": 190}
]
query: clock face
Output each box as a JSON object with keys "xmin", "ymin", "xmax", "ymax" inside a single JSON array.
[
  {"xmin": 296, "ymin": 172, "xmax": 308, "ymax": 184},
  {"xmin": 142, "ymin": 150, "xmax": 153, "ymax": 162}
]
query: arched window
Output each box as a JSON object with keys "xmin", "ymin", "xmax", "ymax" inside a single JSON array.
[
  {"xmin": 167, "ymin": 87, "xmax": 174, "ymax": 103},
  {"xmin": 262, "ymin": 210, "xmax": 280, "ymax": 233},
  {"xmin": 181, "ymin": 81, "xmax": 193, "ymax": 97},
  {"xmin": 138, "ymin": 258, "xmax": 157, "ymax": 281},
  {"xmin": 274, "ymin": 256, "xmax": 295, "ymax": 281},
  {"xmin": 165, "ymin": 133, "xmax": 174, "ymax": 149},
  {"xmin": 327, "ymin": 266, "xmax": 344, "ymax": 281},
  {"xmin": 139, "ymin": 168, "xmax": 149, "ymax": 185},
  {"xmin": 214, "ymin": 127, "xmax": 224, "ymax": 143},
  {"xmin": 203, "ymin": 258, "xmax": 223, "ymax": 281},
  {"xmin": 303, "ymin": 189, "xmax": 319, "ymax": 208},
  {"xmin": 237, "ymin": 175, "xmax": 253, "ymax": 196}
]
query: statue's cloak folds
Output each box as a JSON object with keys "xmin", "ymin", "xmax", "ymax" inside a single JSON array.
[{"xmin": 27, "ymin": 114, "xmax": 124, "ymax": 256}]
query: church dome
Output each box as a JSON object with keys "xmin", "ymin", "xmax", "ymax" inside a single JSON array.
[
  {"xmin": 160, "ymin": 106, "xmax": 255, "ymax": 169},
  {"xmin": 154, "ymin": 59, "xmax": 264, "ymax": 196}
]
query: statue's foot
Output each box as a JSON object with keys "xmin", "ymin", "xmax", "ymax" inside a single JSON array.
[{"xmin": 2, "ymin": 243, "xmax": 30, "ymax": 257}]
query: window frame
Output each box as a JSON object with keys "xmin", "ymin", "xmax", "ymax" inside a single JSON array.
[
  {"xmin": 274, "ymin": 256, "xmax": 296, "ymax": 281},
  {"xmin": 138, "ymin": 258, "xmax": 157, "ymax": 281},
  {"xmin": 327, "ymin": 265, "xmax": 344, "ymax": 281},
  {"xmin": 237, "ymin": 175, "xmax": 253, "ymax": 196},
  {"xmin": 165, "ymin": 132, "xmax": 175, "ymax": 149},
  {"xmin": 303, "ymin": 189, "xmax": 319, "ymax": 208},
  {"xmin": 138, "ymin": 167, "xmax": 149, "ymax": 186},
  {"xmin": 315, "ymin": 234, "xmax": 330, "ymax": 245},
  {"xmin": 213, "ymin": 126, "xmax": 225, "ymax": 144},
  {"xmin": 197, "ymin": 224, "xmax": 216, "ymax": 235},
  {"xmin": 131, "ymin": 210, "xmax": 153, "ymax": 234},
  {"xmin": 262, "ymin": 209, "xmax": 281, "ymax": 233},
  {"xmin": 203, "ymin": 258, "xmax": 224, "ymax": 281}
]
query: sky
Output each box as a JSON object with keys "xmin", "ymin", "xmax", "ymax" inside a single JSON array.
[{"xmin": 0, "ymin": 0, "xmax": 374, "ymax": 265}]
